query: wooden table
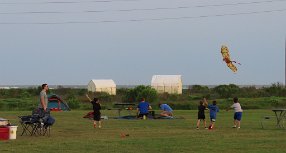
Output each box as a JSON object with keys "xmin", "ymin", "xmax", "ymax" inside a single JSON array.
[
  {"xmin": 114, "ymin": 103, "xmax": 136, "ymax": 117},
  {"xmin": 272, "ymin": 109, "xmax": 286, "ymax": 128}
]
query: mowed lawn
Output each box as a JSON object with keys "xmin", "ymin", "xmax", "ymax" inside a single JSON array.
[{"xmin": 1, "ymin": 109, "xmax": 285, "ymax": 153}]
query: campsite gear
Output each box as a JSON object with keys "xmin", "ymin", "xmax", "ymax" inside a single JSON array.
[
  {"xmin": 9, "ymin": 126, "xmax": 18, "ymax": 139},
  {"xmin": 48, "ymin": 94, "xmax": 70, "ymax": 111},
  {"xmin": 18, "ymin": 115, "xmax": 33, "ymax": 136},
  {"xmin": 0, "ymin": 127, "xmax": 9, "ymax": 140},
  {"xmin": 32, "ymin": 108, "xmax": 55, "ymax": 126},
  {"xmin": 18, "ymin": 108, "xmax": 54, "ymax": 136},
  {"xmin": 0, "ymin": 118, "xmax": 9, "ymax": 126}
]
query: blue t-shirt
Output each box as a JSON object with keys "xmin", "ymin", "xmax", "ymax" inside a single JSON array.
[
  {"xmin": 208, "ymin": 104, "xmax": 219, "ymax": 118},
  {"xmin": 160, "ymin": 104, "xmax": 173, "ymax": 112},
  {"xmin": 137, "ymin": 102, "xmax": 150, "ymax": 114}
]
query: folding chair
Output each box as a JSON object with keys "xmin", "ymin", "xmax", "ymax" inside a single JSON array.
[
  {"xmin": 19, "ymin": 109, "xmax": 53, "ymax": 137},
  {"xmin": 31, "ymin": 108, "xmax": 53, "ymax": 136},
  {"xmin": 18, "ymin": 115, "xmax": 34, "ymax": 136},
  {"xmin": 19, "ymin": 114, "xmax": 43, "ymax": 136}
]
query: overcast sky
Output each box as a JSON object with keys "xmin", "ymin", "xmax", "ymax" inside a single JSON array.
[{"xmin": 0, "ymin": 0, "xmax": 286, "ymax": 86}]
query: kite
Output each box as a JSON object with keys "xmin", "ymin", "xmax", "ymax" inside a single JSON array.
[{"xmin": 221, "ymin": 45, "xmax": 241, "ymax": 72}]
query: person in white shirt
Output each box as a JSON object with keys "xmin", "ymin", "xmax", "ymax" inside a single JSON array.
[{"xmin": 228, "ymin": 97, "xmax": 243, "ymax": 129}]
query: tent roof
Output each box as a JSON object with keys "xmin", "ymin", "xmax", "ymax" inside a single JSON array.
[
  {"xmin": 48, "ymin": 94, "xmax": 63, "ymax": 102},
  {"xmin": 89, "ymin": 79, "xmax": 116, "ymax": 87},
  {"xmin": 151, "ymin": 75, "xmax": 182, "ymax": 86},
  {"xmin": 47, "ymin": 94, "xmax": 71, "ymax": 111}
]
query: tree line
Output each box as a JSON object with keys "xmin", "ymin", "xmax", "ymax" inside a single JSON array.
[{"xmin": 0, "ymin": 83, "xmax": 285, "ymax": 111}]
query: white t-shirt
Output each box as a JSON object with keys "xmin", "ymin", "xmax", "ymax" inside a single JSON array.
[{"xmin": 231, "ymin": 103, "xmax": 243, "ymax": 112}]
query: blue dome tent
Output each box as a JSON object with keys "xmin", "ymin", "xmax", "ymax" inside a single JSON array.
[{"xmin": 48, "ymin": 94, "xmax": 71, "ymax": 111}]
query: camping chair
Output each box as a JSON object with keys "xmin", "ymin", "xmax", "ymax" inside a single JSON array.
[
  {"xmin": 31, "ymin": 108, "xmax": 53, "ymax": 136},
  {"xmin": 19, "ymin": 109, "xmax": 53, "ymax": 136},
  {"xmin": 18, "ymin": 115, "xmax": 35, "ymax": 136}
]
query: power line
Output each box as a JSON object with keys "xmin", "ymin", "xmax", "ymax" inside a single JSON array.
[
  {"xmin": 0, "ymin": 8, "xmax": 285, "ymax": 24},
  {"xmin": 0, "ymin": 0, "xmax": 140, "ymax": 4},
  {"xmin": 0, "ymin": 0, "xmax": 286, "ymax": 15}
]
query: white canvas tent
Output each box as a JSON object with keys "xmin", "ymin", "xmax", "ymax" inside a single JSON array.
[
  {"xmin": 87, "ymin": 79, "xmax": 116, "ymax": 95},
  {"xmin": 151, "ymin": 75, "xmax": 182, "ymax": 94}
]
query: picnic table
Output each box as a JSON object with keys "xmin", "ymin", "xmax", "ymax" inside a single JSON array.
[
  {"xmin": 113, "ymin": 103, "xmax": 136, "ymax": 117},
  {"xmin": 272, "ymin": 109, "xmax": 286, "ymax": 128}
]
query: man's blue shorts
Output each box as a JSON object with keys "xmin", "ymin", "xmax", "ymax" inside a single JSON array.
[{"xmin": 234, "ymin": 112, "xmax": 242, "ymax": 121}]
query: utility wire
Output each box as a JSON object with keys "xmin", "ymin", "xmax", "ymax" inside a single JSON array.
[
  {"xmin": 0, "ymin": 0, "xmax": 286, "ymax": 14},
  {"xmin": 0, "ymin": 8, "xmax": 285, "ymax": 24},
  {"xmin": 0, "ymin": 0, "xmax": 140, "ymax": 4}
]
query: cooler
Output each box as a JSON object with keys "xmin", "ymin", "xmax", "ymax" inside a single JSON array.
[{"xmin": 0, "ymin": 127, "xmax": 9, "ymax": 140}]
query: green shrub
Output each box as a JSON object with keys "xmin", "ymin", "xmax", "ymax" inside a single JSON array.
[
  {"xmin": 97, "ymin": 92, "xmax": 112, "ymax": 102},
  {"xmin": 213, "ymin": 84, "xmax": 239, "ymax": 98},
  {"xmin": 169, "ymin": 94, "xmax": 178, "ymax": 101},
  {"xmin": 80, "ymin": 103, "xmax": 92, "ymax": 110},
  {"xmin": 191, "ymin": 85, "xmax": 210, "ymax": 94},
  {"xmin": 68, "ymin": 97, "xmax": 80, "ymax": 109},
  {"xmin": 123, "ymin": 85, "xmax": 157, "ymax": 103}
]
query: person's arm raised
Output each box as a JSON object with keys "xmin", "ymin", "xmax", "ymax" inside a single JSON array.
[{"xmin": 85, "ymin": 94, "xmax": 92, "ymax": 102}]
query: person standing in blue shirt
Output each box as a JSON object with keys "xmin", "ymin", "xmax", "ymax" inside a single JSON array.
[
  {"xmin": 208, "ymin": 100, "xmax": 219, "ymax": 129},
  {"xmin": 137, "ymin": 98, "xmax": 152, "ymax": 119},
  {"xmin": 158, "ymin": 102, "xmax": 173, "ymax": 117}
]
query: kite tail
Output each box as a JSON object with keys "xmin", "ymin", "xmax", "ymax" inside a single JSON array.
[{"xmin": 232, "ymin": 61, "xmax": 241, "ymax": 65}]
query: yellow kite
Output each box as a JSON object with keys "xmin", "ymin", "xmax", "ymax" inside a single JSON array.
[{"xmin": 221, "ymin": 45, "xmax": 240, "ymax": 72}]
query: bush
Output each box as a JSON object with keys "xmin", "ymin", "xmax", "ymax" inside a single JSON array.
[
  {"xmin": 263, "ymin": 83, "xmax": 285, "ymax": 97},
  {"xmin": 80, "ymin": 103, "xmax": 92, "ymax": 110},
  {"xmin": 213, "ymin": 84, "xmax": 239, "ymax": 98},
  {"xmin": 97, "ymin": 92, "xmax": 112, "ymax": 102},
  {"xmin": 0, "ymin": 98, "xmax": 36, "ymax": 111},
  {"xmin": 67, "ymin": 97, "xmax": 80, "ymax": 109},
  {"xmin": 191, "ymin": 85, "xmax": 210, "ymax": 94},
  {"xmin": 123, "ymin": 85, "xmax": 158, "ymax": 103},
  {"xmin": 169, "ymin": 103, "xmax": 191, "ymax": 110}
]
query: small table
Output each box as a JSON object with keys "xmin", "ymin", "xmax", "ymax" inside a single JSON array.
[{"xmin": 272, "ymin": 109, "xmax": 286, "ymax": 128}]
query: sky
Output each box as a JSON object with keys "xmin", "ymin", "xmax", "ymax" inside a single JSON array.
[{"xmin": 0, "ymin": 0, "xmax": 286, "ymax": 86}]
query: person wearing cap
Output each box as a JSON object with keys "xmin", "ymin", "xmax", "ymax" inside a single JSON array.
[{"xmin": 158, "ymin": 102, "xmax": 173, "ymax": 117}]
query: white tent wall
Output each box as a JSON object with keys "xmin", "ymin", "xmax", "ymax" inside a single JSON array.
[
  {"xmin": 151, "ymin": 75, "xmax": 182, "ymax": 94},
  {"xmin": 87, "ymin": 79, "xmax": 116, "ymax": 95}
]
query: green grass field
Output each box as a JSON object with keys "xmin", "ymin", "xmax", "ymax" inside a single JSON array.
[{"xmin": 1, "ymin": 110, "xmax": 285, "ymax": 153}]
